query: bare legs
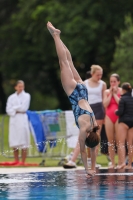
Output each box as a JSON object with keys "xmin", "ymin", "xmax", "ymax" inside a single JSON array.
[
  {"xmin": 48, "ymin": 22, "xmax": 82, "ymax": 84},
  {"xmin": 47, "ymin": 22, "xmax": 80, "ymax": 96},
  {"xmin": 13, "ymin": 148, "xmax": 19, "ymax": 162},
  {"xmin": 61, "ymin": 42, "xmax": 82, "ymax": 83},
  {"xmin": 70, "ymin": 141, "xmax": 80, "ymax": 162},
  {"xmin": 105, "ymin": 116, "xmax": 118, "ymax": 168},
  {"xmin": 117, "ymin": 123, "xmax": 133, "ymax": 169},
  {"xmin": 116, "ymin": 123, "xmax": 127, "ymax": 169},
  {"xmin": 13, "ymin": 148, "xmax": 27, "ymax": 163},
  {"xmin": 22, "ymin": 149, "xmax": 27, "ymax": 163},
  {"xmin": 126, "ymin": 128, "xmax": 133, "ymax": 169}
]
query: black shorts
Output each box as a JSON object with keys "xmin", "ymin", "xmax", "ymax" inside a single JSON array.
[
  {"xmin": 119, "ymin": 121, "xmax": 133, "ymax": 129},
  {"xmin": 90, "ymin": 102, "xmax": 105, "ymax": 120}
]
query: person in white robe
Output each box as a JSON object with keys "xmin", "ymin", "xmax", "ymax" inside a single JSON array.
[{"xmin": 6, "ymin": 80, "xmax": 31, "ymax": 164}]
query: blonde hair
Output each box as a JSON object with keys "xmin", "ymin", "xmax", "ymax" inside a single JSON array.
[{"xmin": 90, "ymin": 65, "xmax": 103, "ymax": 75}]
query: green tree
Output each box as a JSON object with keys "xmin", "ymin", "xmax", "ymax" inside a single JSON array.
[
  {"xmin": 0, "ymin": 0, "xmax": 19, "ymax": 113},
  {"xmin": 1, "ymin": 0, "xmax": 133, "ymax": 111},
  {"xmin": 111, "ymin": 16, "xmax": 133, "ymax": 86}
]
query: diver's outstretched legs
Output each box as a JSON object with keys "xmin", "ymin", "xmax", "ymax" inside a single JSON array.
[
  {"xmin": 61, "ymin": 42, "xmax": 82, "ymax": 83},
  {"xmin": 47, "ymin": 22, "xmax": 78, "ymax": 96},
  {"xmin": 48, "ymin": 22, "xmax": 82, "ymax": 83}
]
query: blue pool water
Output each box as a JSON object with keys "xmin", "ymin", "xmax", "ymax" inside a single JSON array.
[{"xmin": 0, "ymin": 169, "xmax": 133, "ymax": 200}]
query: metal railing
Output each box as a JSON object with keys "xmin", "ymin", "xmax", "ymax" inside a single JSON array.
[{"xmin": 0, "ymin": 111, "xmax": 77, "ymax": 162}]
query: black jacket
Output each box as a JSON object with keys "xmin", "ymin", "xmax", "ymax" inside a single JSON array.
[{"xmin": 115, "ymin": 92, "xmax": 133, "ymax": 122}]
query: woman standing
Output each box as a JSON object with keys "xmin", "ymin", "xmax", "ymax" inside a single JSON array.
[
  {"xmin": 103, "ymin": 74, "xmax": 121, "ymax": 169},
  {"xmin": 6, "ymin": 80, "xmax": 31, "ymax": 164},
  {"xmin": 84, "ymin": 65, "xmax": 106, "ymax": 135},
  {"xmin": 84, "ymin": 65, "xmax": 107, "ymax": 166},
  {"xmin": 116, "ymin": 83, "xmax": 133, "ymax": 169}
]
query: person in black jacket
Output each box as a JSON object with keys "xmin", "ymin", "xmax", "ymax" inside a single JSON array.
[{"xmin": 115, "ymin": 82, "xmax": 133, "ymax": 169}]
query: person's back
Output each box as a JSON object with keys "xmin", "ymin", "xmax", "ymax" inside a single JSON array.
[
  {"xmin": 116, "ymin": 92, "xmax": 133, "ymax": 122},
  {"xmin": 116, "ymin": 82, "xmax": 133, "ymax": 169}
]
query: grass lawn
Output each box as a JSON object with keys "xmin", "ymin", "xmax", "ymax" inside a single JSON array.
[
  {"xmin": 0, "ymin": 115, "xmax": 118, "ymax": 167},
  {"xmin": 0, "ymin": 153, "xmax": 118, "ymax": 167}
]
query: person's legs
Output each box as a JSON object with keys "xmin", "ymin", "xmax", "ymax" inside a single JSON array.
[
  {"xmin": 47, "ymin": 22, "xmax": 80, "ymax": 96},
  {"xmin": 105, "ymin": 116, "xmax": 115, "ymax": 168},
  {"xmin": 48, "ymin": 22, "xmax": 82, "ymax": 83},
  {"xmin": 71, "ymin": 141, "xmax": 80, "ymax": 162},
  {"xmin": 64, "ymin": 140, "xmax": 80, "ymax": 167},
  {"xmin": 13, "ymin": 148, "xmax": 19, "ymax": 162},
  {"xmin": 95, "ymin": 120, "xmax": 103, "ymax": 156},
  {"xmin": 116, "ymin": 123, "xmax": 128, "ymax": 169},
  {"xmin": 21, "ymin": 148, "xmax": 27, "ymax": 163},
  {"xmin": 125, "ymin": 127, "xmax": 133, "ymax": 169},
  {"xmin": 61, "ymin": 42, "xmax": 82, "ymax": 83}
]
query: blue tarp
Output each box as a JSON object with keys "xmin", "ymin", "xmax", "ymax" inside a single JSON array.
[
  {"xmin": 27, "ymin": 110, "xmax": 46, "ymax": 153},
  {"xmin": 27, "ymin": 110, "xmax": 61, "ymax": 152}
]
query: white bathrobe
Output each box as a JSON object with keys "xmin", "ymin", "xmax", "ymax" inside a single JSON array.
[{"xmin": 6, "ymin": 91, "xmax": 31, "ymax": 148}]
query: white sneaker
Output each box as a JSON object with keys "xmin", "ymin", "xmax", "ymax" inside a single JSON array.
[
  {"xmin": 63, "ymin": 160, "xmax": 77, "ymax": 168},
  {"xmin": 96, "ymin": 164, "xmax": 101, "ymax": 168},
  {"xmin": 108, "ymin": 162, "xmax": 112, "ymax": 166},
  {"xmin": 67, "ymin": 160, "xmax": 77, "ymax": 167},
  {"xmin": 64, "ymin": 152, "xmax": 73, "ymax": 162}
]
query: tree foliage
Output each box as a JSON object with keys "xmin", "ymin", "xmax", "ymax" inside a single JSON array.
[
  {"xmin": 111, "ymin": 16, "xmax": 133, "ymax": 87},
  {"xmin": 0, "ymin": 0, "xmax": 133, "ymax": 111}
]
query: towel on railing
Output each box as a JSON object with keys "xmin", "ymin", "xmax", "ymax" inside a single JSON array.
[
  {"xmin": 39, "ymin": 110, "xmax": 59, "ymax": 137},
  {"xmin": 39, "ymin": 110, "xmax": 60, "ymax": 148},
  {"xmin": 27, "ymin": 110, "xmax": 60, "ymax": 152},
  {"xmin": 27, "ymin": 110, "xmax": 46, "ymax": 153}
]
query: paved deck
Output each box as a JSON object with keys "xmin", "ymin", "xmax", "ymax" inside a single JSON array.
[
  {"xmin": 0, "ymin": 166, "xmax": 83, "ymax": 174},
  {"xmin": 0, "ymin": 166, "xmax": 108, "ymax": 174}
]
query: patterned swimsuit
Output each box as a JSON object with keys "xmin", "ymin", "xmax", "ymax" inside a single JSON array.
[{"xmin": 68, "ymin": 83, "xmax": 94, "ymax": 128}]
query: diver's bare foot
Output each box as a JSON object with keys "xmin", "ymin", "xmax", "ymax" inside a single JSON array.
[
  {"xmin": 47, "ymin": 22, "xmax": 61, "ymax": 36},
  {"xmin": 86, "ymin": 169, "xmax": 96, "ymax": 179},
  {"xmin": 124, "ymin": 165, "xmax": 132, "ymax": 169}
]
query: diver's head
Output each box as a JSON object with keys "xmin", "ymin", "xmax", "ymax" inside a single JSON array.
[{"xmin": 85, "ymin": 126, "xmax": 100, "ymax": 148}]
